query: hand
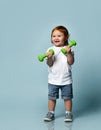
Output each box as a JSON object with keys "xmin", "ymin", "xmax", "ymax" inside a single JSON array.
[
  {"xmin": 46, "ymin": 51, "xmax": 53, "ymax": 58},
  {"xmin": 65, "ymin": 46, "xmax": 71, "ymax": 53}
]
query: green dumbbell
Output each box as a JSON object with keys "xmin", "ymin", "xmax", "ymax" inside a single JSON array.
[
  {"xmin": 38, "ymin": 49, "xmax": 54, "ymax": 62},
  {"xmin": 61, "ymin": 40, "xmax": 77, "ymax": 54}
]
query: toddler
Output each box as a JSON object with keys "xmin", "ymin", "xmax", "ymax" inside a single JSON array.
[{"xmin": 44, "ymin": 26, "xmax": 75, "ymax": 122}]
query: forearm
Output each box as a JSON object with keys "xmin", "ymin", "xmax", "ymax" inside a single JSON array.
[
  {"xmin": 46, "ymin": 57, "xmax": 54, "ymax": 67},
  {"xmin": 67, "ymin": 52, "xmax": 74, "ymax": 65}
]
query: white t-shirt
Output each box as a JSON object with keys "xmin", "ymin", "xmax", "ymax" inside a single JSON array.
[{"xmin": 47, "ymin": 46, "xmax": 73, "ymax": 85}]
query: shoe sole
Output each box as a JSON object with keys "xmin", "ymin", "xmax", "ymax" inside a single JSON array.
[
  {"xmin": 44, "ymin": 118, "xmax": 54, "ymax": 122},
  {"xmin": 64, "ymin": 119, "xmax": 73, "ymax": 122}
]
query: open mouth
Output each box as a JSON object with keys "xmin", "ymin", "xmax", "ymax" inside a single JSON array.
[{"xmin": 55, "ymin": 41, "xmax": 60, "ymax": 43}]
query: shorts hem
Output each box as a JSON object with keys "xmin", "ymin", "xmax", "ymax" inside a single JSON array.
[
  {"xmin": 48, "ymin": 96, "xmax": 58, "ymax": 100},
  {"xmin": 61, "ymin": 96, "xmax": 73, "ymax": 100}
]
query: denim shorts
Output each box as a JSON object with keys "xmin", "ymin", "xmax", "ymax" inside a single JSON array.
[{"xmin": 48, "ymin": 83, "xmax": 73, "ymax": 100}]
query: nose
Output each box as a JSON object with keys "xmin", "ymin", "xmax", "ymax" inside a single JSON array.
[{"xmin": 55, "ymin": 36, "xmax": 59, "ymax": 40}]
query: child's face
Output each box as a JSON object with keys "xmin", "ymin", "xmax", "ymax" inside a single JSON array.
[{"xmin": 51, "ymin": 30, "xmax": 66, "ymax": 47}]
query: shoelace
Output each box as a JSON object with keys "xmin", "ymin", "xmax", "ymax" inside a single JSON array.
[
  {"xmin": 65, "ymin": 113, "xmax": 72, "ymax": 118},
  {"xmin": 47, "ymin": 112, "xmax": 53, "ymax": 117}
]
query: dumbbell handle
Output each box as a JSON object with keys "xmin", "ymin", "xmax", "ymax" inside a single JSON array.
[
  {"xmin": 38, "ymin": 49, "xmax": 54, "ymax": 62},
  {"xmin": 61, "ymin": 40, "xmax": 77, "ymax": 54}
]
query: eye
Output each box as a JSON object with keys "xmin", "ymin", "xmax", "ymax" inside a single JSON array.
[{"xmin": 52, "ymin": 35, "xmax": 55, "ymax": 38}]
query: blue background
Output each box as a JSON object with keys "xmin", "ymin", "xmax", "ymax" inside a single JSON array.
[{"xmin": 0, "ymin": 0, "xmax": 101, "ymax": 130}]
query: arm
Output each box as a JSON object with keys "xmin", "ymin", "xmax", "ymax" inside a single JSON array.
[
  {"xmin": 46, "ymin": 51, "xmax": 54, "ymax": 67},
  {"xmin": 46, "ymin": 57, "xmax": 54, "ymax": 67},
  {"xmin": 65, "ymin": 46, "xmax": 74, "ymax": 65},
  {"xmin": 67, "ymin": 51, "xmax": 74, "ymax": 65}
]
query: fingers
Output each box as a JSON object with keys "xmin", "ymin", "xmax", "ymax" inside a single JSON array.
[
  {"xmin": 47, "ymin": 52, "xmax": 53, "ymax": 58},
  {"xmin": 65, "ymin": 46, "xmax": 71, "ymax": 53}
]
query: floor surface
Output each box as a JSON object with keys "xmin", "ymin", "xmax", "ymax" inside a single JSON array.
[{"xmin": 0, "ymin": 94, "xmax": 101, "ymax": 130}]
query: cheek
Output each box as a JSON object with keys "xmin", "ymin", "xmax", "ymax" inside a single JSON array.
[
  {"xmin": 61, "ymin": 38, "xmax": 65, "ymax": 42},
  {"xmin": 51, "ymin": 37, "xmax": 55, "ymax": 41},
  {"xmin": 51, "ymin": 38, "xmax": 54, "ymax": 43}
]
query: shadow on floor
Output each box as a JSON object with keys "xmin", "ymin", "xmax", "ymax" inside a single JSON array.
[{"xmin": 73, "ymin": 85, "xmax": 101, "ymax": 119}]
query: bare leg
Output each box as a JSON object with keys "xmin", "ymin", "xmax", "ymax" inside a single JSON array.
[
  {"xmin": 48, "ymin": 99, "xmax": 56, "ymax": 111},
  {"xmin": 64, "ymin": 99, "xmax": 73, "ymax": 122},
  {"xmin": 64, "ymin": 99, "xmax": 72, "ymax": 111}
]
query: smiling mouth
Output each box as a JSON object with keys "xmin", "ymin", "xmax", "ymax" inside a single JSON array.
[{"xmin": 55, "ymin": 41, "xmax": 59, "ymax": 43}]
